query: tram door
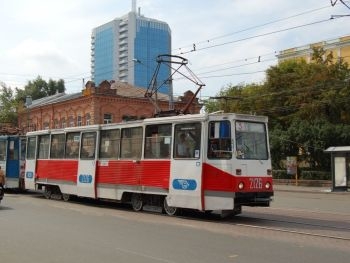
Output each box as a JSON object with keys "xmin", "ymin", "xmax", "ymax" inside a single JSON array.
[
  {"xmin": 168, "ymin": 122, "xmax": 203, "ymax": 210},
  {"xmin": 25, "ymin": 136, "xmax": 37, "ymax": 190},
  {"xmin": 77, "ymin": 132, "xmax": 97, "ymax": 198},
  {"xmin": 5, "ymin": 136, "xmax": 20, "ymax": 188}
]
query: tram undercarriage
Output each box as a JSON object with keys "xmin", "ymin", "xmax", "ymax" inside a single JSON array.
[{"xmin": 37, "ymin": 183, "xmax": 273, "ymax": 218}]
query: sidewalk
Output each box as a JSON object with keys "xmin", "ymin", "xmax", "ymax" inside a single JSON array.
[{"xmin": 273, "ymin": 184, "xmax": 349, "ymax": 194}]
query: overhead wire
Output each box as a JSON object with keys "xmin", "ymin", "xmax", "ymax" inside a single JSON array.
[
  {"xmin": 176, "ymin": 16, "xmax": 344, "ymax": 56},
  {"xmin": 174, "ymin": 4, "xmax": 333, "ymax": 52}
]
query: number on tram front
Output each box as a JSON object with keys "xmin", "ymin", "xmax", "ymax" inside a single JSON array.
[{"xmin": 249, "ymin": 178, "xmax": 262, "ymax": 189}]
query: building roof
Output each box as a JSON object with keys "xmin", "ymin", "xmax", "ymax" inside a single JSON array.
[
  {"xmin": 28, "ymin": 81, "xmax": 170, "ymax": 108},
  {"xmin": 28, "ymin": 92, "xmax": 82, "ymax": 108},
  {"xmin": 111, "ymin": 81, "xmax": 169, "ymax": 101}
]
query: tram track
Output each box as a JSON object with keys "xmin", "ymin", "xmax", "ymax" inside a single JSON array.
[
  {"xmin": 227, "ymin": 207, "xmax": 350, "ymax": 241},
  {"xmin": 17, "ymin": 191, "xmax": 350, "ymax": 242},
  {"xmin": 233, "ymin": 221, "xmax": 350, "ymax": 241}
]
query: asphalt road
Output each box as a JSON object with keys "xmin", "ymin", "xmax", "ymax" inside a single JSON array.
[{"xmin": 0, "ymin": 189, "xmax": 349, "ymax": 263}]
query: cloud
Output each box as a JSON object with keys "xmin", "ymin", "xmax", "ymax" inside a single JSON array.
[{"xmin": 7, "ymin": 39, "xmax": 78, "ymax": 75}]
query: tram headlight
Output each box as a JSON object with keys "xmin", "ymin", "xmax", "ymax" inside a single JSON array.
[
  {"xmin": 265, "ymin": 182, "xmax": 271, "ymax": 190},
  {"xmin": 238, "ymin": 182, "xmax": 244, "ymax": 190}
]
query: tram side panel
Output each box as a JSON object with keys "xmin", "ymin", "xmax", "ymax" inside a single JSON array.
[
  {"xmin": 95, "ymin": 160, "xmax": 170, "ymax": 200},
  {"xmin": 36, "ymin": 159, "xmax": 78, "ymax": 194}
]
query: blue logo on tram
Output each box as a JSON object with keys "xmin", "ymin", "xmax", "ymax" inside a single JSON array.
[
  {"xmin": 26, "ymin": 171, "xmax": 34, "ymax": 179},
  {"xmin": 172, "ymin": 179, "xmax": 197, "ymax": 191},
  {"xmin": 79, "ymin": 174, "xmax": 93, "ymax": 184}
]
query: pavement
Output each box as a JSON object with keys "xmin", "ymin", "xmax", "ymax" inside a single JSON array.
[{"xmin": 274, "ymin": 184, "xmax": 350, "ymax": 194}]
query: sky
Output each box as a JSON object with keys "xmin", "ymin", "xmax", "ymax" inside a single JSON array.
[{"xmin": 0, "ymin": 0, "xmax": 349, "ymax": 100}]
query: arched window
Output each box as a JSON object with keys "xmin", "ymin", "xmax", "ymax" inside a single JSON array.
[
  {"xmin": 69, "ymin": 116, "xmax": 75, "ymax": 127},
  {"xmin": 77, "ymin": 115, "xmax": 82, "ymax": 126},
  {"xmin": 61, "ymin": 117, "xmax": 66, "ymax": 128},
  {"xmin": 54, "ymin": 119, "xmax": 59, "ymax": 129},
  {"xmin": 104, "ymin": 113, "xmax": 112, "ymax": 124},
  {"xmin": 86, "ymin": 113, "xmax": 91, "ymax": 125}
]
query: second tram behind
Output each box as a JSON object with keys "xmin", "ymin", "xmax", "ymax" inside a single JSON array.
[
  {"xmin": 24, "ymin": 112, "xmax": 273, "ymax": 216},
  {"xmin": 0, "ymin": 135, "xmax": 26, "ymax": 190}
]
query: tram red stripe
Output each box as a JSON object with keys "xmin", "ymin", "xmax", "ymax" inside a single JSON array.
[{"xmin": 36, "ymin": 160, "xmax": 78, "ymax": 182}]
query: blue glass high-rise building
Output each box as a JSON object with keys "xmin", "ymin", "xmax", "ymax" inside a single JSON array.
[{"xmin": 91, "ymin": 3, "xmax": 172, "ymax": 94}]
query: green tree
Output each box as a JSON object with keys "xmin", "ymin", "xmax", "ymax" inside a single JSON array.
[
  {"xmin": 0, "ymin": 82, "xmax": 18, "ymax": 125},
  {"xmin": 15, "ymin": 76, "xmax": 65, "ymax": 102},
  {"xmin": 204, "ymin": 47, "xmax": 350, "ymax": 171}
]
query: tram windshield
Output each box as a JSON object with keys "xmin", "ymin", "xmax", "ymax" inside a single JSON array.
[{"xmin": 235, "ymin": 121, "xmax": 268, "ymax": 160}]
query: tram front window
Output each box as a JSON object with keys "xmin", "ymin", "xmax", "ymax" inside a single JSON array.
[{"xmin": 235, "ymin": 121, "xmax": 268, "ymax": 160}]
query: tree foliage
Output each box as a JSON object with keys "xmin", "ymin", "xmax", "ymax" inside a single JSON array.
[
  {"xmin": 0, "ymin": 76, "xmax": 65, "ymax": 127},
  {"xmin": 0, "ymin": 82, "xmax": 18, "ymax": 124},
  {"xmin": 15, "ymin": 76, "xmax": 65, "ymax": 102},
  {"xmin": 204, "ymin": 47, "xmax": 350, "ymax": 170}
]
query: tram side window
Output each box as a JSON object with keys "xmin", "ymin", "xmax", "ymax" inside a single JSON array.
[
  {"xmin": 99, "ymin": 129, "xmax": 120, "ymax": 159},
  {"xmin": 8, "ymin": 140, "xmax": 18, "ymax": 160},
  {"xmin": 144, "ymin": 124, "xmax": 172, "ymax": 159},
  {"xmin": 65, "ymin": 132, "xmax": 80, "ymax": 159},
  {"xmin": 26, "ymin": 137, "xmax": 37, "ymax": 160},
  {"xmin": 208, "ymin": 121, "xmax": 232, "ymax": 159},
  {"xmin": 0, "ymin": 141, "xmax": 6, "ymax": 161},
  {"xmin": 120, "ymin": 127, "xmax": 142, "ymax": 159},
  {"xmin": 80, "ymin": 132, "xmax": 96, "ymax": 159},
  {"xmin": 20, "ymin": 138, "xmax": 26, "ymax": 161},
  {"xmin": 38, "ymin": 135, "xmax": 50, "ymax": 159},
  {"xmin": 50, "ymin": 134, "xmax": 65, "ymax": 159},
  {"xmin": 174, "ymin": 122, "xmax": 201, "ymax": 159},
  {"xmin": 235, "ymin": 121, "xmax": 268, "ymax": 160}
]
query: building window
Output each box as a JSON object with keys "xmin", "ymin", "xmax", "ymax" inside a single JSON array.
[
  {"xmin": 43, "ymin": 122, "xmax": 50, "ymax": 130},
  {"xmin": 61, "ymin": 117, "xmax": 66, "ymax": 128},
  {"xmin": 77, "ymin": 115, "xmax": 82, "ymax": 126},
  {"xmin": 69, "ymin": 116, "xmax": 75, "ymax": 127},
  {"xmin": 104, "ymin": 113, "xmax": 112, "ymax": 124},
  {"xmin": 54, "ymin": 119, "xmax": 59, "ymax": 129},
  {"xmin": 86, "ymin": 113, "xmax": 91, "ymax": 125}
]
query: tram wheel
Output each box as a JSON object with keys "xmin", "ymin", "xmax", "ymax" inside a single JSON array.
[
  {"xmin": 44, "ymin": 187, "xmax": 52, "ymax": 199},
  {"xmin": 62, "ymin": 193, "xmax": 70, "ymax": 202},
  {"xmin": 131, "ymin": 193, "xmax": 143, "ymax": 211},
  {"xmin": 163, "ymin": 197, "xmax": 179, "ymax": 216}
]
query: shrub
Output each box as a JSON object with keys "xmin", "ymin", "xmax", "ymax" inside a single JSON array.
[{"xmin": 300, "ymin": 170, "xmax": 331, "ymax": 180}]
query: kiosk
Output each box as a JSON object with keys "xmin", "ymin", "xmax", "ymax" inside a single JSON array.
[{"xmin": 325, "ymin": 146, "xmax": 350, "ymax": 192}]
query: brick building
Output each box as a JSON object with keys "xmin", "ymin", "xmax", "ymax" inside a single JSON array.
[{"xmin": 18, "ymin": 81, "xmax": 201, "ymax": 134}]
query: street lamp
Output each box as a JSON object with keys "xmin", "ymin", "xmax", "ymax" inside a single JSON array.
[
  {"xmin": 132, "ymin": 58, "xmax": 149, "ymax": 88},
  {"xmin": 25, "ymin": 95, "xmax": 32, "ymax": 132}
]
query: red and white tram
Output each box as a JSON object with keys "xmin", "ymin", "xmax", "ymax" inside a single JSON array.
[{"xmin": 24, "ymin": 112, "xmax": 273, "ymax": 216}]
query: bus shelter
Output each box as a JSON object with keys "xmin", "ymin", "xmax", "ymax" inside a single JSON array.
[{"xmin": 324, "ymin": 146, "xmax": 350, "ymax": 192}]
